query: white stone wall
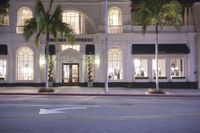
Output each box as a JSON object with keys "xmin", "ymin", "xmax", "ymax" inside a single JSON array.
[{"xmin": 0, "ymin": 0, "xmax": 198, "ymax": 86}]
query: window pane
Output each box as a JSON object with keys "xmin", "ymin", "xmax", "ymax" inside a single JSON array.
[
  {"xmin": 170, "ymin": 58, "xmax": 184, "ymax": 78},
  {"xmin": 108, "ymin": 48, "xmax": 123, "ymax": 80},
  {"xmin": 61, "ymin": 44, "xmax": 80, "ymax": 51},
  {"xmin": 0, "ymin": 60, "xmax": 6, "ymax": 80},
  {"xmin": 108, "ymin": 7, "xmax": 122, "ymax": 33},
  {"xmin": 134, "ymin": 59, "xmax": 148, "ymax": 77},
  {"xmin": 152, "ymin": 59, "xmax": 166, "ymax": 77},
  {"xmin": 17, "ymin": 47, "xmax": 34, "ymax": 80},
  {"xmin": 62, "ymin": 11, "xmax": 81, "ymax": 34},
  {"xmin": 16, "ymin": 7, "xmax": 32, "ymax": 33}
]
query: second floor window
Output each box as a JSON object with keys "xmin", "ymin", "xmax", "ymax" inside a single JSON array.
[
  {"xmin": 108, "ymin": 7, "xmax": 122, "ymax": 33},
  {"xmin": 62, "ymin": 10, "xmax": 95, "ymax": 35},
  {"xmin": 16, "ymin": 7, "xmax": 32, "ymax": 33}
]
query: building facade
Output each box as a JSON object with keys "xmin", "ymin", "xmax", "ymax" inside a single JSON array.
[{"xmin": 0, "ymin": 0, "xmax": 199, "ymax": 88}]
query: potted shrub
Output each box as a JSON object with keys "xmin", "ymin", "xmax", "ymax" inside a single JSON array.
[
  {"xmin": 48, "ymin": 55, "xmax": 55, "ymax": 87},
  {"xmin": 87, "ymin": 56, "xmax": 93, "ymax": 87}
]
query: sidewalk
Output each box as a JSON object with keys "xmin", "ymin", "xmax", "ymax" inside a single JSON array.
[{"xmin": 0, "ymin": 86, "xmax": 200, "ymax": 97}]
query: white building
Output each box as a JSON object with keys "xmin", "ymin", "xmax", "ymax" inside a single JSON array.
[{"xmin": 0, "ymin": 0, "xmax": 199, "ymax": 88}]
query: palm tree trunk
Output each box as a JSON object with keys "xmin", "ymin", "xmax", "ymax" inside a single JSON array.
[
  {"xmin": 155, "ymin": 25, "xmax": 159, "ymax": 91},
  {"xmin": 45, "ymin": 32, "xmax": 49, "ymax": 89}
]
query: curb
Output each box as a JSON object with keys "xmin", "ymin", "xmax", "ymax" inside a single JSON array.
[{"xmin": 0, "ymin": 93, "xmax": 200, "ymax": 97}]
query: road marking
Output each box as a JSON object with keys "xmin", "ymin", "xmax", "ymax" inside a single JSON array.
[{"xmin": 39, "ymin": 105, "xmax": 101, "ymax": 115}]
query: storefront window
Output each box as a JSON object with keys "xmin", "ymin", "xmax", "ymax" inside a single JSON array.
[
  {"xmin": 170, "ymin": 58, "xmax": 184, "ymax": 78},
  {"xmin": 17, "ymin": 47, "xmax": 34, "ymax": 80},
  {"xmin": 134, "ymin": 59, "xmax": 148, "ymax": 78},
  {"xmin": 152, "ymin": 59, "xmax": 166, "ymax": 77},
  {"xmin": 0, "ymin": 60, "xmax": 6, "ymax": 80},
  {"xmin": 108, "ymin": 48, "xmax": 123, "ymax": 80}
]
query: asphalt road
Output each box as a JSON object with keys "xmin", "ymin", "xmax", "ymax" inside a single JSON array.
[{"xmin": 0, "ymin": 95, "xmax": 200, "ymax": 133}]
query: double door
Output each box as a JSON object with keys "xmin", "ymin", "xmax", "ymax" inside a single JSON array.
[{"xmin": 62, "ymin": 63, "xmax": 79, "ymax": 85}]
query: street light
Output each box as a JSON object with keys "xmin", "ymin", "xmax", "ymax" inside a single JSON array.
[{"xmin": 104, "ymin": 0, "xmax": 108, "ymax": 93}]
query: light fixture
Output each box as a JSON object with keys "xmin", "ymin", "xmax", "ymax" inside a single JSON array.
[
  {"xmin": 95, "ymin": 56, "xmax": 100, "ymax": 65},
  {"xmin": 40, "ymin": 57, "xmax": 46, "ymax": 66}
]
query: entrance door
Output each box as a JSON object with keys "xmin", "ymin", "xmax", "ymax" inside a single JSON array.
[{"xmin": 62, "ymin": 63, "xmax": 79, "ymax": 85}]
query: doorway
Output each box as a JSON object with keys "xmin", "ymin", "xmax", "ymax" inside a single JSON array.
[{"xmin": 62, "ymin": 63, "xmax": 79, "ymax": 85}]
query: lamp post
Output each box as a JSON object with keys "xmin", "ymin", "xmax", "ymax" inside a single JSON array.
[{"xmin": 104, "ymin": 0, "xmax": 108, "ymax": 93}]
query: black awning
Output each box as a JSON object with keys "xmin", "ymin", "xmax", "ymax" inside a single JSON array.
[
  {"xmin": 132, "ymin": 44, "xmax": 155, "ymax": 54},
  {"xmin": 85, "ymin": 44, "xmax": 95, "ymax": 55},
  {"xmin": 0, "ymin": 44, "xmax": 8, "ymax": 55},
  {"xmin": 45, "ymin": 45, "xmax": 55, "ymax": 55},
  {"xmin": 132, "ymin": 44, "xmax": 190, "ymax": 54}
]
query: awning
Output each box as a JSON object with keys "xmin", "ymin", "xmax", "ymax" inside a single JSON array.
[
  {"xmin": 132, "ymin": 44, "xmax": 190, "ymax": 54},
  {"xmin": 0, "ymin": 44, "xmax": 8, "ymax": 55},
  {"xmin": 85, "ymin": 44, "xmax": 95, "ymax": 55},
  {"xmin": 45, "ymin": 45, "xmax": 55, "ymax": 55}
]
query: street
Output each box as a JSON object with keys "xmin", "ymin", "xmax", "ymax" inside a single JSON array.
[{"xmin": 0, "ymin": 95, "xmax": 200, "ymax": 133}]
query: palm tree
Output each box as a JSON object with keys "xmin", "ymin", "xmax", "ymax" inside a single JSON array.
[
  {"xmin": 23, "ymin": 0, "xmax": 75, "ymax": 91},
  {"xmin": 131, "ymin": 0, "xmax": 182, "ymax": 93}
]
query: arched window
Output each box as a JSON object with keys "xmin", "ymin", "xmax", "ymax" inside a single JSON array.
[
  {"xmin": 108, "ymin": 47, "xmax": 123, "ymax": 80},
  {"xmin": 108, "ymin": 7, "xmax": 123, "ymax": 33},
  {"xmin": 17, "ymin": 47, "xmax": 34, "ymax": 81},
  {"xmin": 16, "ymin": 7, "xmax": 32, "ymax": 33},
  {"xmin": 62, "ymin": 10, "xmax": 95, "ymax": 34}
]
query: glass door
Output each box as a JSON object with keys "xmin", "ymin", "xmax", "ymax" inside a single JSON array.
[{"xmin": 62, "ymin": 63, "xmax": 79, "ymax": 85}]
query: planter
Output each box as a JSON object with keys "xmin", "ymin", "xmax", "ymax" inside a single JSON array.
[
  {"xmin": 87, "ymin": 80, "xmax": 93, "ymax": 87},
  {"xmin": 48, "ymin": 81, "xmax": 54, "ymax": 87}
]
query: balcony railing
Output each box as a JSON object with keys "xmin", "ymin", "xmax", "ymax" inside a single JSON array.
[{"xmin": 108, "ymin": 25, "xmax": 123, "ymax": 33}]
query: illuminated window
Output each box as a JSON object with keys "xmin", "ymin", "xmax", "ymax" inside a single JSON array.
[
  {"xmin": 17, "ymin": 47, "xmax": 34, "ymax": 80},
  {"xmin": 0, "ymin": 60, "xmax": 6, "ymax": 80},
  {"xmin": 108, "ymin": 48, "xmax": 123, "ymax": 80},
  {"xmin": 134, "ymin": 59, "xmax": 148, "ymax": 78},
  {"xmin": 170, "ymin": 58, "xmax": 184, "ymax": 78},
  {"xmin": 61, "ymin": 44, "xmax": 80, "ymax": 51},
  {"xmin": 152, "ymin": 59, "xmax": 166, "ymax": 77},
  {"xmin": 62, "ymin": 11, "xmax": 94, "ymax": 34},
  {"xmin": 108, "ymin": 7, "xmax": 122, "ymax": 33},
  {"xmin": 16, "ymin": 7, "xmax": 32, "ymax": 33},
  {"xmin": 0, "ymin": 13, "xmax": 9, "ymax": 26}
]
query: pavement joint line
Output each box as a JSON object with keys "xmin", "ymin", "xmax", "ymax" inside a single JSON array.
[
  {"xmin": 0, "ymin": 92, "xmax": 200, "ymax": 97},
  {"xmin": 1, "ymin": 112, "xmax": 200, "ymax": 120}
]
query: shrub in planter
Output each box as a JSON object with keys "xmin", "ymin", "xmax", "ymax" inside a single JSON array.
[
  {"xmin": 147, "ymin": 88, "xmax": 165, "ymax": 94},
  {"xmin": 48, "ymin": 55, "xmax": 55, "ymax": 87},
  {"xmin": 38, "ymin": 88, "xmax": 55, "ymax": 92}
]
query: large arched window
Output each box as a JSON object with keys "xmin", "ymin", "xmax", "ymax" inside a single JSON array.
[
  {"xmin": 17, "ymin": 47, "xmax": 34, "ymax": 81},
  {"xmin": 108, "ymin": 7, "xmax": 123, "ymax": 33},
  {"xmin": 62, "ymin": 10, "xmax": 95, "ymax": 34},
  {"xmin": 16, "ymin": 7, "xmax": 32, "ymax": 33},
  {"xmin": 108, "ymin": 47, "xmax": 123, "ymax": 80}
]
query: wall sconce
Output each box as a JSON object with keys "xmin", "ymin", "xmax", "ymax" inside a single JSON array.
[
  {"xmin": 95, "ymin": 57, "xmax": 100, "ymax": 65},
  {"xmin": 40, "ymin": 57, "xmax": 46, "ymax": 66}
]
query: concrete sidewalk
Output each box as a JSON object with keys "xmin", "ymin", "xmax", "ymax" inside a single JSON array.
[{"xmin": 0, "ymin": 86, "xmax": 200, "ymax": 97}]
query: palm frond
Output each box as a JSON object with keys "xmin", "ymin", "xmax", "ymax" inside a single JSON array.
[
  {"xmin": 35, "ymin": 27, "xmax": 44, "ymax": 48},
  {"xmin": 160, "ymin": 0, "xmax": 182, "ymax": 25},
  {"xmin": 23, "ymin": 18, "xmax": 37, "ymax": 41},
  {"xmin": 34, "ymin": 0, "xmax": 45, "ymax": 17},
  {"xmin": 50, "ymin": 5, "xmax": 62, "ymax": 23},
  {"xmin": 48, "ymin": 0, "xmax": 55, "ymax": 13}
]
